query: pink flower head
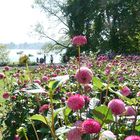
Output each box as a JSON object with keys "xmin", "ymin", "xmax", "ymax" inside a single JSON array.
[
  {"xmin": 4, "ymin": 66, "xmax": 11, "ymax": 71},
  {"xmin": 0, "ymin": 73, "xmax": 5, "ymax": 79},
  {"xmin": 137, "ymin": 91, "xmax": 140, "ymax": 97},
  {"xmin": 14, "ymin": 135, "xmax": 20, "ymax": 140},
  {"xmin": 108, "ymin": 99, "xmax": 125, "ymax": 115},
  {"xmin": 84, "ymin": 84, "xmax": 92, "ymax": 92},
  {"xmin": 56, "ymin": 69, "xmax": 61, "ymax": 73},
  {"xmin": 67, "ymin": 120, "xmax": 83, "ymax": 140},
  {"xmin": 125, "ymin": 135, "xmax": 140, "ymax": 140},
  {"xmin": 42, "ymin": 76, "xmax": 49, "ymax": 82},
  {"xmin": 125, "ymin": 106, "xmax": 136, "ymax": 116},
  {"xmin": 75, "ymin": 67, "xmax": 93, "ymax": 84},
  {"xmin": 82, "ymin": 118, "xmax": 101, "ymax": 134},
  {"xmin": 66, "ymin": 92, "xmax": 72, "ymax": 97},
  {"xmin": 2, "ymin": 92, "xmax": 10, "ymax": 99},
  {"xmin": 83, "ymin": 95, "xmax": 90, "ymax": 103},
  {"xmin": 105, "ymin": 67, "xmax": 111, "ymax": 75},
  {"xmin": 34, "ymin": 79, "xmax": 41, "ymax": 84},
  {"xmin": 120, "ymin": 86, "xmax": 131, "ymax": 96},
  {"xmin": 67, "ymin": 94, "xmax": 85, "ymax": 111},
  {"xmin": 67, "ymin": 128, "xmax": 82, "ymax": 140},
  {"xmin": 118, "ymin": 76, "xmax": 124, "ymax": 82},
  {"xmin": 39, "ymin": 104, "xmax": 49, "ymax": 113},
  {"xmin": 72, "ymin": 35, "xmax": 87, "ymax": 46}
]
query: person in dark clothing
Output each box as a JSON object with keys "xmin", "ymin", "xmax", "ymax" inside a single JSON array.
[{"xmin": 50, "ymin": 55, "xmax": 53, "ymax": 64}]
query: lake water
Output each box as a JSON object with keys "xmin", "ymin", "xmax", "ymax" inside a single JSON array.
[{"xmin": 8, "ymin": 49, "xmax": 63, "ymax": 63}]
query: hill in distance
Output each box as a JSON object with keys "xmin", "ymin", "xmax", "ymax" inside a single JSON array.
[{"xmin": 6, "ymin": 42, "xmax": 44, "ymax": 50}]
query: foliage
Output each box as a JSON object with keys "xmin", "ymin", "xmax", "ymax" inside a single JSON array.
[
  {"xmin": 34, "ymin": 0, "xmax": 140, "ymax": 56},
  {"xmin": 19, "ymin": 55, "xmax": 30, "ymax": 66},
  {"xmin": 0, "ymin": 45, "xmax": 9, "ymax": 65}
]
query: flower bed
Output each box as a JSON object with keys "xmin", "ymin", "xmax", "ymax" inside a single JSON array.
[{"xmin": 0, "ymin": 36, "xmax": 140, "ymax": 140}]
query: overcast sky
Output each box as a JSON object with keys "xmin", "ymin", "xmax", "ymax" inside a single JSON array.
[{"xmin": 0, "ymin": 0, "xmax": 63, "ymax": 44}]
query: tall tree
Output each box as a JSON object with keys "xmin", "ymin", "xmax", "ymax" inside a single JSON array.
[
  {"xmin": 34, "ymin": 0, "xmax": 140, "ymax": 56},
  {"xmin": 0, "ymin": 45, "xmax": 9, "ymax": 65}
]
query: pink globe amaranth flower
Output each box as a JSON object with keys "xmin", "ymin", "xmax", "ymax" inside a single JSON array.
[
  {"xmin": 108, "ymin": 99, "xmax": 125, "ymax": 115},
  {"xmin": 125, "ymin": 135, "xmax": 140, "ymax": 140},
  {"xmin": 67, "ymin": 94, "xmax": 85, "ymax": 111},
  {"xmin": 2, "ymin": 92, "xmax": 10, "ymax": 99},
  {"xmin": 42, "ymin": 76, "xmax": 49, "ymax": 82},
  {"xmin": 72, "ymin": 35, "xmax": 87, "ymax": 46},
  {"xmin": 39, "ymin": 104, "xmax": 49, "ymax": 113},
  {"xmin": 118, "ymin": 76, "xmax": 124, "ymax": 82},
  {"xmin": 82, "ymin": 118, "xmax": 101, "ymax": 134},
  {"xmin": 0, "ymin": 73, "xmax": 5, "ymax": 79},
  {"xmin": 66, "ymin": 92, "xmax": 72, "ymax": 97},
  {"xmin": 120, "ymin": 86, "xmax": 131, "ymax": 96},
  {"xmin": 84, "ymin": 84, "xmax": 92, "ymax": 92},
  {"xmin": 4, "ymin": 66, "xmax": 11, "ymax": 71},
  {"xmin": 125, "ymin": 106, "xmax": 136, "ymax": 116},
  {"xmin": 75, "ymin": 67, "xmax": 93, "ymax": 84},
  {"xmin": 34, "ymin": 79, "xmax": 41, "ymax": 84},
  {"xmin": 67, "ymin": 120, "xmax": 83, "ymax": 140},
  {"xmin": 105, "ymin": 67, "xmax": 111, "ymax": 75},
  {"xmin": 11, "ymin": 95, "xmax": 16, "ymax": 100},
  {"xmin": 14, "ymin": 135, "xmax": 20, "ymax": 140},
  {"xmin": 137, "ymin": 91, "xmax": 140, "ymax": 97},
  {"xmin": 55, "ymin": 69, "xmax": 61, "ymax": 73},
  {"xmin": 83, "ymin": 95, "xmax": 90, "ymax": 103},
  {"xmin": 67, "ymin": 128, "xmax": 82, "ymax": 140}
]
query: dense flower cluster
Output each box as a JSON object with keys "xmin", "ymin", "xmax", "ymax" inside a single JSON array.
[{"xmin": 0, "ymin": 46, "xmax": 140, "ymax": 140}]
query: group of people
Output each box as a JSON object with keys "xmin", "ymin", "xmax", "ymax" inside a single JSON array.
[{"xmin": 36, "ymin": 55, "xmax": 54, "ymax": 64}]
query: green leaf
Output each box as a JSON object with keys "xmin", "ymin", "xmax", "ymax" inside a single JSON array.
[
  {"xmin": 63, "ymin": 107, "xmax": 72, "ymax": 124},
  {"xmin": 48, "ymin": 80, "xmax": 59, "ymax": 92},
  {"xmin": 109, "ymin": 88, "xmax": 134, "ymax": 104},
  {"xmin": 64, "ymin": 107, "xmax": 71, "ymax": 117},
  {"xmin": 93, "ymin": 105, "xmax": 114, "ymax": 124},
  {"xmin": 54, "ymin": 107, "xmax": 66, "ymax": 118},
  {"xmin": 29, "ymin": 114, "xmax": 48, "ymax": 125},
  {"xmin": 92, "ymin": 77, "xmax": 103, "ymax": 89}
]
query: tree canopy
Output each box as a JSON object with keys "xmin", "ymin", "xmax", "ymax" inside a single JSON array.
[
  {"xmin": 34, "ymin": 0, "xmax": 140, "ymax": 56},
  {"xmin": 0, "ymin": 45, "xmax": 9, "ymax": 65}
]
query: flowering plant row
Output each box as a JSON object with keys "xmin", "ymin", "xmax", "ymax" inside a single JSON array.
[{"xmin": 0, "ymin": 36, "xmax": 140, "ymax": 140}]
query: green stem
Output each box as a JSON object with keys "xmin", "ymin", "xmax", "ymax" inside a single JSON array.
[
  {"xmin": 50, "ymin": 92, "xmax": 57, "ymax": 139},
  {"xmin": 30, "ymin": 120, "xmax": 40, "ymax": 140},
  {"xmin": 115, "ymin": 115, "xmax": 118, "ymax": 139},
  {"xmin": 101, "ymin": 108, "xmax": 110, "ymax": 127},
  {"xmin": 132, "ymin": 104, "xmax": 139, "ymax": 134},
  {"xmin": 78, "ymin": 46, "xmax": 80, "ymax": 69},
  {"xmin": 26, "ymin": 63, "xmax": 32, "ymax": 83},
  {"xmin": 43, "ymin": 115, "xmax": 56, "ymax": 139}
]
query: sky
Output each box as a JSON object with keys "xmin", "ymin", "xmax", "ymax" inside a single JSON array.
[{"xmin": 0, "ymin": 0, "xmax": 62, "ymax": 44}]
